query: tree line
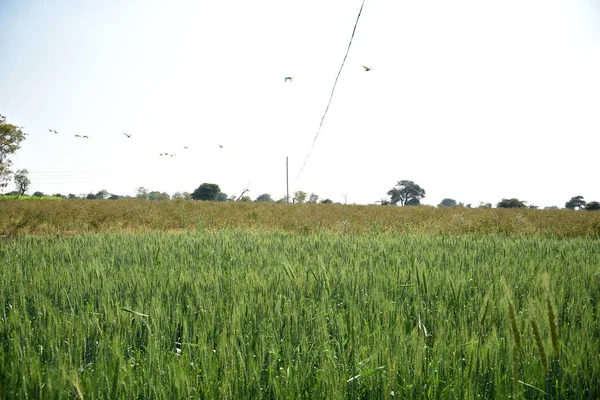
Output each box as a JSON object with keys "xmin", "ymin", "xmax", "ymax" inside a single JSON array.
[{"xmin": 1, "ymin": 114, "xmax": 598, "ymax": 210}]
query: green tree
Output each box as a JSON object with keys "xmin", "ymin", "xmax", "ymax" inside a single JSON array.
[
  {"xmin": 13, "ymin": 169, "xmax": 30, "ymax": 196},
  {"xmin": 307, "ymin": 193, "xmax": 320, "ymax": 204},
  {"xmin": 216, "ymin": 192, "xmax": 229, "ymax": 202},
  {"xmin": 0, "ymin": 114, "xmax": 27, "ymax": 190},
  {"xmin": 136, "ymin": 187, "xmax": 149, "ymax": 199},
  {"xmin": 95, "ymin": 189, "xmax": 109, "ymax": 200},
  {"xmin": 255, "ymin": 193, "xmax": 274, "ymax": 202},
  {"xmin": 584, "ymin": 201, "xmax": 600, "ymax": 211},
  {"xmin": 321, "ymin": 199, "xmax": 333, "ymax": 204},
  {"xmin": 387, "ymin": 180, "xmax": 426, "ymax": 206},
  {"xmin": 437, "ymin": 198, "xmax": 457, "ymax": 207},
  {"xmin": 496, "ymin": 198, "xmax": 527, "ymax": 208},
  {"xmin": 191, "ymin": 183, "xmax": 221, "ymax": 201},
  {"xmin": 33, "ymin": 191, "xmax": 45, "ymax": 197},
  {"xmin": 86, "ymin": 193, "xmax": 97, "ymax": 200},
  {"xmin": 565, "ymin": 195, "xmax": 586, "ymax": 210},
  {"xmin": 293, "ymin": 191, "xmax": 307, "ymax": 204},
  {"xmin": 68, "ymin": 194, "xmax": 78, "ymax": 199},
  {"xmin": 172, "ymin": 192, "xmax": 184, "ymax": 200},
  {"xmin": 148, "ymin": 191, "xmax": 170, "ymax": 201}
]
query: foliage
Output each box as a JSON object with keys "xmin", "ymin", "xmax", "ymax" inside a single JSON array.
[
  {"xmin": 191, "ymin": 183, "xmax": 221, "ymax": 201},
  {"xmin": 135, "ymin": 186, "xmax": 149, "ymax": 200},
  {"xmin": 2, "ymin": 200, "xmax": 600, "ymax": 238},
  {"xmin": 307, "ymin": 193, "xmax": 319, "ymax": 203},
  {"xmin": 293, "ymin": 190, "xmax": 307, "ymax": 204},
  {"xmin": 148, "ymin": 191, "xmax": 170, "ymax": 201},
  {"xmin": 321, "ymin": 199, "xmax": 333, "ymax": 204},
  {"xmin": 255, "ymin": 193, "xmax": 273, "ymax": 203},
  {"xmin": 497, "ymin": 198, "xmax": 527, "ymax": 208},
  {"xmin": 0, "ymin": 114, "xmax": 27, "ymax": 190},
  {"xmin": 33, "ymin": 191, "xmax": 45, "ymax": 197},
  {"xmin": 565, "ymin": 195, "xmax": 586, "ymax": 210},
  {"xmin": 438, "ymin": 198, "xmax": 457, "ymax": 207},
  {"xmin": 13, "ymin": 168, "xmax": 30, "ymax": 195},
  {"xmin": 585, "ymin": 201, "xmax": 600, "ymax": 211},
  {"xmin": 0, "ymin": 231, "xmax": 598, "ymax": 398},
  {"xmin": 216, "ymin": 192, "xmax": 229, "ymax": 202},
  {"xmin": 387, "ymin": 180, "xmax": 426, "ymax": 206}
]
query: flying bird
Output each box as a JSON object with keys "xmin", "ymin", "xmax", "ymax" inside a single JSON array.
[
  {"xmin": 218, "ymin": 144, "xmax": 223, "ymax": 148},
  {"xmin": 50, "ymin": 129, "xmax": 58, "ymax": 134},
  {"xmin": 363, "ymin": 66, "xmax": 372, "ymax": 71},
  {"xmin": 183, "ymin": 146, "xmax": 189, "ymax": 149},
  {"xmin": 83, "ymin": 135, "xmax": 89, "ymax": 139},
  {"xmin": 74, "ymin": 134, "xmax": 81, "ymax": 138},
  {"xmin": 123, "ymin": 132, "xmax": 132, "ymax": 138},
  {"xmin": 284, "ymin": 77, "xmax": 293, "ymax": 83},
  {"xmin": 170, "ymin": 154, "xmax": 176, "ymax": 158}
]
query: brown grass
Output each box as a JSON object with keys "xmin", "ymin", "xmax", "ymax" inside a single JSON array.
[{"xmin": 1, "ymin": 198, "xmax": 600, "ymax": 237}]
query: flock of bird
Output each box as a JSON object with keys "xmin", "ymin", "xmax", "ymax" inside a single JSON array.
[{"xmin": 45, "ymin": 128, "xmax": 225, "ymax": 158}]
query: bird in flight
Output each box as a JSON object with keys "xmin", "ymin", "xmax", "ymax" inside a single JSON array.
[
  {"xmin": 363, "ymin": 66, "xmax": 372, "ymax": 71},
  {"xmin": 170, "ymin": 154, "xmax": 176, "ymax": 158},
  {"xmin": 83, "ymin": 135, "xmax": 89, "ymax": 139},
  {"xmin": 183, "ymin": 146, "xmax": 189, "ymax": 149},
  {"xmin": 74, "ymin": 134, "xmax": 81, "ymax": 138},
  {"xmin": 159, "ymin": 153, "xmax": 164, "ymax": 156},
  {"xmin": 49, "ymin": 129, "xmax": 58, "ymax": 134},
  {"xmin": 284, "ymin": 77, "xmax": 293, "ymax": 83},
  {"xmin": 218, "ymin": 144, "xmax": 223, "ymax": 148},
  {"xmin": 123, "ymin": 132, "xmax": 132, "ymax": 138}
]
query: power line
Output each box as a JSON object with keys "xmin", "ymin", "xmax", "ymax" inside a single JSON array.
[{"xmin": 297, "ymin": 0, "xmax": 367, "ymax": 178}]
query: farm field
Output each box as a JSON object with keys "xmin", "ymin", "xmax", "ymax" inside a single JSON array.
[{"xmin": 1, "ymin": 201, "xmax": 599, "ymax": 398}]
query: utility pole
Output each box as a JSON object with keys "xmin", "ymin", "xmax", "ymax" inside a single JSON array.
[{"xmin": 286, "ymin": 156, "xmax": 289, "ymax": 203}]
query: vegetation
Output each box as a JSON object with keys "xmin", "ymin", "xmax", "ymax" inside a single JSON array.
[
  {"xmin": 0, "ymin": 114, "xmax": 27, "ymax": 190},
  {"xmin": 191, "ymin": 183, "xmax": 221, "ymax": 201},
  {"xmin": 1, "ymin": 199, "xmax": 600, "ymax": 238},
  {"xmin": 0, "ymin": 228, "xmax": 598, "ymax": 398},
  {"xmin": 387, "ymin": 180, "xmax": 426, "ymax": 206}
]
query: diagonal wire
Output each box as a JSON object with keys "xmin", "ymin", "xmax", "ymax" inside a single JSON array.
[{"xmin": 296, "ymin": 0, "xmax": 367, "ymax": 178}]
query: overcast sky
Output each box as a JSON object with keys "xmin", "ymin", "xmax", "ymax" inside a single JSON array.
[{"xmin": 1, "ymin": 0, "xmax": 599, "ymax": 206}]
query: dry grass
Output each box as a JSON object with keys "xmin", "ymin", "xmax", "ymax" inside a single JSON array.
[{"xmin": 1, "ymin": 198, "xmax": 600, "ymax": 237}]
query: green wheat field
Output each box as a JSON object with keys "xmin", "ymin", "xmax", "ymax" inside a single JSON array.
[{"xmin": 1, "ymin": 200, "xmax": 599, "ymax": 398}]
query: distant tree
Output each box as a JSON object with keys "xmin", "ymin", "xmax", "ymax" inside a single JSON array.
[
  {"xmin": 135, "ymin": 186, "xmax": 149, "ymax": 200},
  {"xmin": 68, "ymin": 193, "xmax": 78, "ymax": 199},
  {"xmin": 528, "ymin": 204, "xmax": 539, "ymax": 209},
  {"xmin": 307, "ymin": 193, "xmax": 320, "ymax": 204},
  {"xmin": 584, "ymin": 201, "xmax": 600, "ymax": 211},
  {"xmin": 387, "ymin": 180, "xmax": 426, "ymax": 206},
  {"xmin": 216, "ymin": 192, "xmax": 229, "ymax": 202},
  {"xmin": 191, "ymin": 183, "xmax": 220, "ymax": 201},
  {"xmin": 478, "ymin": 202, "xmax": 492, "ymax": 208},
  {"xmin": 276, "ymin": 197, "xmax": 288, "ymax": 204},
  {"xmin": 321, "ymin": 199, "xmax": 333, "ymax": 204},
  {"xmin": 293, "ymin": 191, "xmax": 307, "ymax": 204},
  {"xmin": 255, "ymin": 193, "xmax": 274, "ymax": 202},
  {"xmin": 0, "ymin": 114, "xmax": 27, "ymax": 191},
  {"xmin": 95, "ymin": 189, "xmax": 109, "ymax": 200},
  {"xmin": 86, "ymin": 193, "xmax": 96, "ymax": 200},
  {"xmin": 543, "ymin": 206, "xmax": 559, "ymax": 210},
  {"xmin": 182, "ymin": 192, "xmax": 192, "ymax": 200},
  {"xmin": 565, "ymin": 196, "xmax": 586, "ymax": 210},
  {"xmin": 13, "ymin": 169, "xmax": 30, "ymax": 195},
  {"xmin": 32, "ymin": 191, "xmax": 45, "ymax": 197},
  {"xmin": 239, "ymin": 196, "xmax": 252, "ymax": 202},
  {"xmin": 172, "ymin": 192, "xmax": 184, "ymax": 200},
  {"xmin": 148, "ymin": 191, "xmax": 170, "ymax": 201},
  {"xmin": 108, "ymin": 194, "xmax": 120, "ymax": 200},
  {"xmin": 496, "ymin": 198, "xmax": 527, "ymax": 208},
  {"xmin": 52, "ymin": 193, "xmax": 66, "ymax": 199},
  {"xmin": 437, "ymin": 198, "xmax": 457, "ymax": 208}
]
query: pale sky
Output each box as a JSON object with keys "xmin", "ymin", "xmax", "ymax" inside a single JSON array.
[{"xmin": 1, "ymin": 0, "xmax": 599, "ymax": 207}]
